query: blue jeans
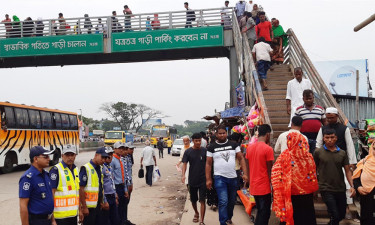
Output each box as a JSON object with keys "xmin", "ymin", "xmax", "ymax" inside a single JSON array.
[
  {"xmin": 257, "ymin": 60, "xmax": 271, "ymax": 79},
  {"xmin": 254, "ymin": 194, "xmax": 271, "ymax": 225},
  {"xmin": 214, "ymin": 175, "xmax": 237, "ymax": 225}
]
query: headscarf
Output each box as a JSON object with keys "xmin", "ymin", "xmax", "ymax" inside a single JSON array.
[
  {"xmin": 272, "ymin": 22, "xmax": 288, "ymax": 47},
  {"xmin": 353, "ymin": 143, "xmax": 375, "ymax": 193},
  {"xmin": 271, "ymin": 132, "xmax": 318, "ymax": 225},
  {"xmin": 12, "ymin": 15, "xmax": 20, "ymax": 22}
]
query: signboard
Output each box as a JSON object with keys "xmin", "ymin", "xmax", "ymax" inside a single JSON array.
[
  {"xmin": 314, "ymin": 59, "xmax": 369, "ymax": 97},
  {"xmin": 142, "ymin": 119, "xmax": 162, "ymax": 129},
  {"xmin": 112, "ymin": 26, "xmax": 223, "ymax": 52},
  {"xmin": 0, "ymin": 34, "xmax": 103, "ymax": 57}
]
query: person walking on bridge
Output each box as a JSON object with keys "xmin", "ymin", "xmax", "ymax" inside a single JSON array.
[
  {"xmin": 49, "ymin": 145, "xmax": 81, "ymax": 225},
  {"xmin": 256, "ymin": 11, "xmax": 273, "ymax": 43},
  {"xmin": 252, "ymin": 36, "xmax": 272, "ymax": 90},
  {"xmin": 295, "ymin": 89, "xmax": 327, "ymax": 154},
  {"xmin": 184, "ymin": 2, "xmax": 196, "ymax": 28},
  {"xmin": 286, "ymin": 67, "xmax": 312, "ymax": 127}
]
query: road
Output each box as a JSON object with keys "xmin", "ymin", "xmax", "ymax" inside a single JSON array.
[{"xmin": 0, "ymin": 144, "xmax": 187, "ymax": 225}]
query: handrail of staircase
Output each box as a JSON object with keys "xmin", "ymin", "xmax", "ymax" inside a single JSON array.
[
  {"xmin": 284, "ymin": 28, "xmax": 349, "ymax": 125},
  {"xmin": 232, "ymin": 17, "xmax": 273, "ymax": 135}
]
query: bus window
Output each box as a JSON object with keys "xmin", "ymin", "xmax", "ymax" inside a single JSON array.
[
  {"xmin": 4, "ymin": 107, "xmax": 16, "ymax": 128},
  {"xmin": 69, "ymin": 115, "xmax": 78, "ymax": 130},
  {"xmin": 28, "ymin": 110, "xmax": 41, "ymax": 129},
  {"xmin": 61, "ymin": 114, "xmax": 70, "ymax": 130},
  {"xmin": 15, "ymin": 108, "xmax": 29, "ymax": 128},
  {"xmin": 54, "ymin": 113, "xmax": 62, "ymax": 129},
  {"xmin": 40, "ymin": 111, "xmax": 52, "ymax": 129}
]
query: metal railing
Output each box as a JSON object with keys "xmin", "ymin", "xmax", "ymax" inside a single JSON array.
[
  {"xmin": 284, "ymin": 28, "xmax": 349, "ymax": 125},
  {"xmin": 0, "ymin": 8, "xmax": 234, "ymax": 39},
  {"xmin": 232, "ymin": 17, "xmax": 273, "ymax": 135}
]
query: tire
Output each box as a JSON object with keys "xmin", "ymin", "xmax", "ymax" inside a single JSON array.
[
  {"xmin": 1, "ymin": 154, "xmax": 14, "ymax": 173},
  {"xmin": 50, "ymin": 149, "xmax": 61, "ymax": 166}
]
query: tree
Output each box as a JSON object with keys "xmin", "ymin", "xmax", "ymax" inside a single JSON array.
[
  {"xmin": 100, "ymin": 102, "xmax": 166, "ymax": 132},
  {"xmin": 82, "ymin": 116, "xmax": 100, "ymax": 131},
  {"xmin": 173, "ymin": 120, "xmax": 210, "ymax": 137}
]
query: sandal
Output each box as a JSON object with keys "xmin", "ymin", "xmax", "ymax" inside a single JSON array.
[
  {"xmin": 199, "ymin": 222, "xmax": 205, "ymax": 225},
  {"xmin": 193, "ymin": 214, "xmax": 199, "ymax": 223}
]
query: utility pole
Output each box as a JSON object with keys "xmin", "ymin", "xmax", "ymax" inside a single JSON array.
[{"xmin": 356, "ymin": 70, "xmax": 359, "ymax": 126}]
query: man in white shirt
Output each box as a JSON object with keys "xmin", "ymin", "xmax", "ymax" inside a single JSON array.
[
  {"xmin": 245, "ymin": 0, "xmax": 253, "ymax": 13},
  {"xmin": 140, "ymin": 140, "xmax": 157, "ymax": 186},
  {"xmin": 286, "ymin": 67, "xmax": 312, "ymax": 126},
  {"xmin": 252, "ymin": 37, "xmax": 273, "ymax": 90},
  {"xmin": 274, "ymin": 116, "xmax": 308, "ymax": 154},
  {"xmin": 315, "ymin": 107, "xmax": 357, "ymax": 165}
]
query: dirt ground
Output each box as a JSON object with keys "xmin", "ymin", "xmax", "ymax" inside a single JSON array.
[{"xmin": 128, "ymin": 144, "xmax": 188, "ymax": 225}]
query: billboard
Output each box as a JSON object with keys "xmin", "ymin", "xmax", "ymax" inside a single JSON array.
[
  {"xmin": 314, "ymin": 59, "xmax": 369, "ymax": 97},
  {"xmin": 142, "ymin": 119, "xmax": 162, "ymax": 129},
  {"xmin": 112, "ymin": 26, "xmax": 223, "ymax": 53}
]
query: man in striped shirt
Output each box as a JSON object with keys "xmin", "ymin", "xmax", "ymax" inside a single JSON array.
[{"xmin": 295, "ymin": 89, "xmax": 327, "ymax": 154}]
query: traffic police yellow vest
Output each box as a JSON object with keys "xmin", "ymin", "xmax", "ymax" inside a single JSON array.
[
  {"xmin": 83, "ymin": 162, "xmax": 102, "ymax": 208},
  {"xmin": 53, "ymin": 163, "xmax": 80, "ymax": 219}
]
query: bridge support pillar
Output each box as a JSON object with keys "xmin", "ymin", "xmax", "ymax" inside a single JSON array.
[{"xmin": 229, "ymin": 47, "xmax": 239, "ymax": 108}]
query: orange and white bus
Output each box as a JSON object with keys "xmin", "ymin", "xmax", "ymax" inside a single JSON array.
[{"xmin": 0, "ymin": 102, "xmax": 79, "ymax": 173}]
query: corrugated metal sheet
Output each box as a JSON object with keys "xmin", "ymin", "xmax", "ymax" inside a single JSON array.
[{"xmin": 335, "ymin": 96, "xmax": 375, "ymax": 124}]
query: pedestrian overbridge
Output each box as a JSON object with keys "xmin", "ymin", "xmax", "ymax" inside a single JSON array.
[{"xmin": 0, "ymin": 8, "xmax": 235, "ymax": 68}]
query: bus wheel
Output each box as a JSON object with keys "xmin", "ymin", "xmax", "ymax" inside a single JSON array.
[
  {"xmin": 1, "ymin": 153, "xmax": 16, "ymax": 173},
  {"xmin": 50, "ymin": 149, "xmax": 61, "ymax": 166}
]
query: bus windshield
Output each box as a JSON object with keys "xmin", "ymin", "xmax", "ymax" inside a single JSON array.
[
  {"xmin": 105, "ymin": 132, "xmax": 123, "ymax": 139},
  {"xmin": 151, "ymin": 130, "xmax": 168, "ymax": 137}
]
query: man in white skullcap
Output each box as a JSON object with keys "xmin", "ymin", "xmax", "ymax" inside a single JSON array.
[{"xmin": 315, "ymin": 107, "xmax": 357, "ymax": 219}]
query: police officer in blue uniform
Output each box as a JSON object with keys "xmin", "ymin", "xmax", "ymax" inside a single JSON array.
[{"xmin": 19, "ymin": 146, "xmax": 55, "ymax": 225}]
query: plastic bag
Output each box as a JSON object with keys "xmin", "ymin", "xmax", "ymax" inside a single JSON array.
[
  {"xmin": 153, "ymin": 166, "xmax": 161, "ymax": 183},
  {"xmin": 138, "ymin": 167, "xmax": 144, "ymax": 178},
  {"xmin": 366, "ymin": 119, "xmax": 375, "ymax": 131}
]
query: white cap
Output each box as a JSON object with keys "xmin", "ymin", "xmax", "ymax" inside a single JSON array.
[
  {"xmin": 113, "ymin": 141, "xmax": 126, "ymax": 149},
  {"xmin": 127, "ymin": 142, "xmax": 135, "ymax": 149},
  {"xmin": 326, "ymin": 107, "xmax": 338, "ymax": 115},
  {"xmin": 62, "ymin": 144, "xmax": 77, "ymax": 154},
  {"xmin": 104, "ymin": 146, "xmax": 114, "ymax": 153}
]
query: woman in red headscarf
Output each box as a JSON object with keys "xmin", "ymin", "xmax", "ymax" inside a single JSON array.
[
  {"xmin": 353, "ymin": 143, "xmax": 375, "ymax": 225},
  {"xmin": 271, "ymin": 132, "xmax": 319, "ymax": 225}
]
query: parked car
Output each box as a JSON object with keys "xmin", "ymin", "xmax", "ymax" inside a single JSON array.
[{"xmin": 171, "ymin": 138, "xmax": 184, "ymax": 156}]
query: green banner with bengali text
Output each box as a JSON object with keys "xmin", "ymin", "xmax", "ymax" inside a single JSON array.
[
  {"xmin": 112, "ymin": 26, "xmax": 224, "ymax": 52},
  {"xmin": 0, "ymin": 34, "xmax": 103, "ymax": 57}
]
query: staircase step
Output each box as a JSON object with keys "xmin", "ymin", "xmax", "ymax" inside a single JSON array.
[
  {"xmin": 263, "ymin": 99, "xmax": 285, "ymax": 105},
  {"xmin": 263, "ymin": 89, "xmax": 286, "ymax": 95},
  {"xmin": 266, "ymin": 75, "xmax": 292, "ymax": 80},
  {"xmin": 273, "ymin": 131, "xmax": 284, "ymax": 138},
  {"xmin": 266, "ymin": 80, "xmax": 289, "ymax": 85},
  {"xmin": 267, "ymin": 105, "xmax": 287, "ymax": 112},
  {"xmin": 271, "ymin": 123, "xmax": 289, "ymax": 132},
  {"xmin": 264, "ymin": 95, "xmax": 286, "ymax": 100},
  {"xmin": 268, "ymin": 111, "xmax": 289, "ymax": 117},
  {"xmin": 270, "ymin": 117, "xmax": 290, "ymax": 124},
  {"xmin": 316, "ymin": 218, "xmax": 359, "ymax": 225}
]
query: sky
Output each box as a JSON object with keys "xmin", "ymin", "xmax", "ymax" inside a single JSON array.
[{"xmin": 1, "ymin": 0, "xmax": 374, "ymax": 126}]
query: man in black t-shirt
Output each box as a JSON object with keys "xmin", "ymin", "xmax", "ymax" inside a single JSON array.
[{"xmin": 182, "ymin": 133, "xmax": 207, "ymax": 224}]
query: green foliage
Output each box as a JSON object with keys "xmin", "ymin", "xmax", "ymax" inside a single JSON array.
[{"xmin": 173, "ymin": 120, "xmax": 210, "ymax": 137}]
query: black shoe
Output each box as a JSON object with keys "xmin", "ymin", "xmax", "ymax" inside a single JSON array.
[{"xmin": 126, "ymin": 220, "xmax": 136, "ymax": 225}]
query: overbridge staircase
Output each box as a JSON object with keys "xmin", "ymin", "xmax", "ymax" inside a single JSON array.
[{"xmin": 232, "ymin": 17, "xmax": 359, "ymax": 225}]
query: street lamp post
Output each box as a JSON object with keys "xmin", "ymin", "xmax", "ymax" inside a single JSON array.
[{"xmin": 79, "ymin": 109, "xmax": 83, "ymax": 121}]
